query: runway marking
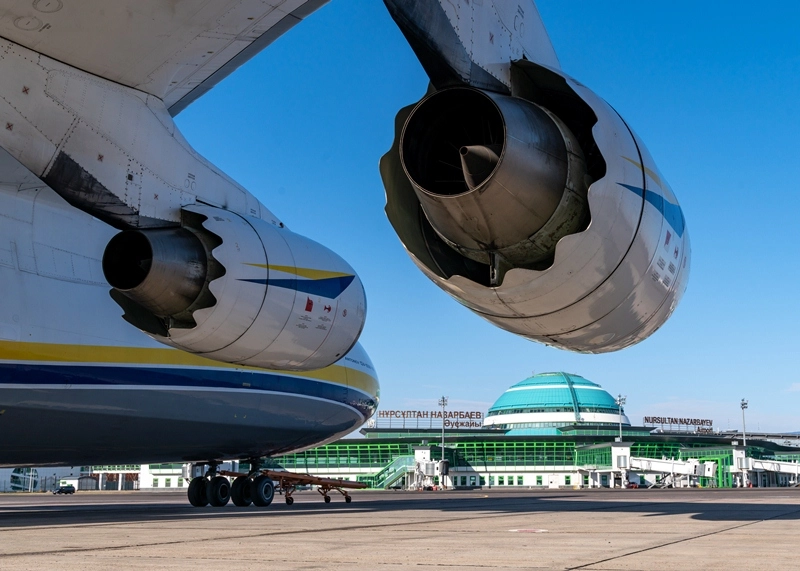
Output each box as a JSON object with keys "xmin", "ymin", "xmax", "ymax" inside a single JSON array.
[
  {"xmin": 566, "ymin": 506, "xmax": 800, "ymax": 570},
  {"xmin": 509, "ymin": 528, "xmax": 548, "ymax": 533}
]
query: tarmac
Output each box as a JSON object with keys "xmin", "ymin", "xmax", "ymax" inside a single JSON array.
[{"xmin": 0, "ymin": 488, "xmax": 798, "ymax": 570}]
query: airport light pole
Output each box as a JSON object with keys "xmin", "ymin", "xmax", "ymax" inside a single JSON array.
[
  {"xmin": 438, "ymin": 396, "xmax": 448, "ymax": 462},
  {"xmin": 616, "ymin": 395, "xmax": 627, "ymax": 442},
  {"xmin": 438, "ymin": 396, "xmax": 448, "ymax": 489},
  {"xmin": 740, "ymin": 399, "xmax": 748, "ymax": 447}
]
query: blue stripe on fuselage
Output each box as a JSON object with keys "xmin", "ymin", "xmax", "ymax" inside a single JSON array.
[
  {"xmin": 238, "ymin": 276, "xmax": 356, "ymax": 299},
  {"xmin": 0, "ymin": 364, "xmax": 377, "ymax": 418},
  {"xmin": 619, "ymin": 183, "xmax": 685, "ymax": 237}
]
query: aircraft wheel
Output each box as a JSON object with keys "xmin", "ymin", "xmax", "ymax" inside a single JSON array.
[
  {"xmin": 188, "ymin": 477, "xmax": 208, "ymax": 507},
  {"xmin": 231, "ymin": 476, "xmax": 252, "ymax": 507},
  {"xmin": 207, "ymin": 476, "xmax": 231, "ymax": 507},
  {"xmin": 345, "ymin": 495, "xmax": 352, "ymax": 504},
  {"xmin": 285, "ymin": 496, "xmax": 294, "ymax": 505},
  {"xmin": 324, "ymin": 495, "xmax": 331, "ymax": 504},
  {"xmin": 251, "ymin": 475, "xmax": 275, "ymax": 507}
]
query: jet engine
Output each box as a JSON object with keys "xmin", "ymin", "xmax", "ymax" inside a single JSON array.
[
  {"xmin": 103, "ymin": 205, "xmax": 366, "ymax": 370},
  {"xmin": 381, "ymin": 62, "xmax": 690, "ymax": 353}
]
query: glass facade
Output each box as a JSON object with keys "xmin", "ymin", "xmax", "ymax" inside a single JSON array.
[
  {"xmin": 272, "ymin": 429, "xmax": 799, "ymax": 490},
  {"xmin": 575, "ymin": 446, "xmax": 612, "ymax": 468},
  {"xmin": 279, "ymin": 442, "xmax": 414, "ymax": 471},
  {"xmin": 447, "ymin": 440, "xmax": 576, "ymax": 468}
]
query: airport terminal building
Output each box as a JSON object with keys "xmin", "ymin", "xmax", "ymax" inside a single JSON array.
[
  {"xmin": 4, "ymin": 372, "xmax": 799, "ymax": 493},
  {"xmin": 272, "ymin": 373, "xmax": 800, "ymax": 490}
]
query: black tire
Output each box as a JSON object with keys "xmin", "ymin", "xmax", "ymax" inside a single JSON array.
[
  {"xmin": 207, "ymin": 476, "xmax": 231, "ymax": 507},
  {"xmin": 285, "ymin": 496, "xmax": 294, "ymax": 505},
  {"xmin": 324, "ymin": 495, "xmax": 331, "ymax": 504},
  {"xmin": 251, "ymin": 475, "xmax": 275, "ymax": 507},
  {"xmin": 188, "ymin": 477, "xmax": 208, "ymax": 507},
  {"xmin": 345, "ymin": 495, "xmax": 352, "ymax": 503},
  {"xmin": 231, "ymin": 476, "xmax": 252, "ymax": 507}
]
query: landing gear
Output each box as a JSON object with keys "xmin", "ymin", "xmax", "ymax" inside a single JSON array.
[
  {"xmin": 188, "ymin": 476, "xmax": 208, "ymax": 507},
  {"xmin": 231, "ymin": 476, "xmax": 252, "ymax": 507},
  {"xmin": 251, "ymin": 474, "xmax": 275, "ymax": 507},
  {"xmin": 207, "ymin": 475, "xmax": 231, "ymax": 507},
  {"xmin": 188, "ymin": 462, "xmax": 229, "ymax": 508},
  {"xmin": 189, "ymin": 463, "xmax": 365, "ymax": 508}
]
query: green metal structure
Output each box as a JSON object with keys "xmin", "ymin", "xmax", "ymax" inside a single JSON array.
[{"xmin": 274, "ymin": 427, "xmax": 799, "ymax": 489}]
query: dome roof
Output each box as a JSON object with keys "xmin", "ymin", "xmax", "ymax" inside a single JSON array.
[{"xmin": 484, "ymin": 372, "xmax": 629, "ymax": 430}]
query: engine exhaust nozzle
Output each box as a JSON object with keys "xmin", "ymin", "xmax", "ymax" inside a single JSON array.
[
  {"xmin": 103, "ymin": 228, "xmax": 208, "ymax": 317},
  {"xmin": 400, "ymin": 87, "xmax": 588, "ymax": 267}
]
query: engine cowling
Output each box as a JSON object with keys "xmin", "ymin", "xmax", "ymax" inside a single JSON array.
[
  {"xmin": 381, "ymin": 62, "xmax": 690, "ymax": 353},
  {"xmin": 103, "ymin": 204, "xmax": 366, "ymax": 370}
]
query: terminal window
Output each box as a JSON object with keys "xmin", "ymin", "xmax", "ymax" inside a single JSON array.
[
  {"xmin": 517, "ymin": 476, "xmax": 523, "ymax": 486},
  {"xmin": 507, "ymin": 476, "xmax": 513, "ymax": 485},
  {"xmin": 488, "ymin": 476, "xmax": 494, "ymax": 486},
  {"xmin": 565, "ymin": 475, "xmax": 571, "ymax": 485},
  {"xmin": 583, "ymin": 475, "xmax": 589, "ymax": 486},
  {"xmin": 165, "ymin": 478, "xmax": 171, "ymax": 488},
  {"xmin": 178, "ymin": 477, "xmax": 184, "ymax": 487},
  {"xmin": 153, "ymin": 478, "xmax": 158, "ymax": 488},
  {"xmin": 499, "ymin": 476, "xmax": 504, "ymax": 485},
  {"xmin": 536, "ymin": 475, "xmax": 543, "ymax": 486}
]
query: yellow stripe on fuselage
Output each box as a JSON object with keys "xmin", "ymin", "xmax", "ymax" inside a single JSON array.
[
  {"xmin": 244, "ymin": 264, "xmax": 352, "ymax": 280},
  {"xmin": 622, "ymin": 156, "xmax": 663, "ymax": 188},
  {"xmin": 0, "ymin": 340, "xmax": 379, "ymax": 398}
]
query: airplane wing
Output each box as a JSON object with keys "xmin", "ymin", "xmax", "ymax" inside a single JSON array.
[
  {"xmin": 0, "ymin": 0, "xmax": 327, "ymax": 116},
  {"xmin": 384, "ymin": 0, "xmax": 560, "ymax": 93}
]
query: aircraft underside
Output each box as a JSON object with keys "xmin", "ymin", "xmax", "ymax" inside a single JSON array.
[{"xmin": 0, "ymin": 387, "xmax": 365, "ymax": 467}]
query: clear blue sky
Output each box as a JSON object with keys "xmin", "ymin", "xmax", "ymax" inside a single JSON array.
[{"xmin": 176, "ymin": 1, "xmax": 800, "ymax": 433}]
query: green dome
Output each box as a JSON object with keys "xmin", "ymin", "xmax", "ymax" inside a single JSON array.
[{"xmin": 486, "ymin": 372, "xmax": 626, "ymax": 424}]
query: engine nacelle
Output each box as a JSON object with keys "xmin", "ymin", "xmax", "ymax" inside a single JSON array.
[
  {"xmin": 103, "ymin": 205, "xmax": 366, "ymax": 370},
  {"xmin": 381, "ymin": 61, "xmax": 690, "ymax": 353}
]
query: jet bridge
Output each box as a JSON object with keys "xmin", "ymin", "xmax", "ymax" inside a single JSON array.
[
  {"xmin": 749, "ymin": 459, "xmax": 800, "ymax": 476},
  {"xmin": 629, "ymin": 457, "xmax": 717, "ymax": 478},
  {"xmin": 628, "ymin": 456, "xmax": 717, "ymax": 488},
  {"xmin": 580, "ymin": 443, "xmax": 717, "ymax": 488},
  {"xmin": 731, "ymin": 448, "xmax": 800, "ymax": 487}
]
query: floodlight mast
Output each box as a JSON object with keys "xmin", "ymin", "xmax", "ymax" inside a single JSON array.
[
  {"xmin": 438, "ymin": 396, "xmax": 449, "ymax": 489},
  {"xmin": 740, "ymin": 399, "xmax": 748, "ymax": 447},
  {"xmin": 616, "ymin": 395, "xmax": 627, "ymax": 442},
  {"xmin": 438, "ymin": 396, "xmax": 448, "ymax": 465}
]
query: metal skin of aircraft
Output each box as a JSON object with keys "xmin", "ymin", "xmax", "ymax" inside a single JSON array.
[
  {"xmin": 0, "ymin": 0, "xmax": 378, "ymax": 507},
  {"xmin": 381, "ymin": 0, "xmax": 690, "ymax": 354}
]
